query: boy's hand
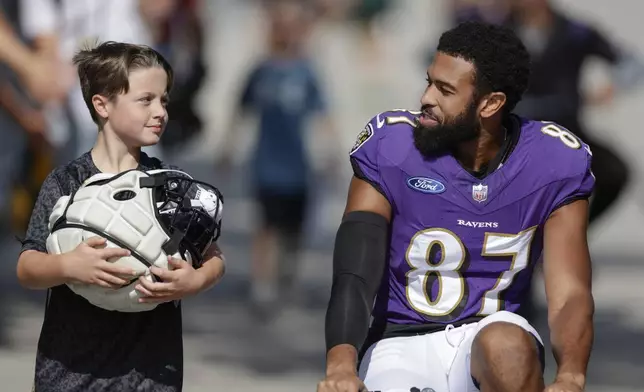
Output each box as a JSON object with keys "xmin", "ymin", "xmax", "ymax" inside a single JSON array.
[
  {"xmin": 63, "ymin": 237, "xmax": 135, "ymax": 288},
  {"xmin": 135, "ymin": 257, "xmax": 205, "ymax": 303}
]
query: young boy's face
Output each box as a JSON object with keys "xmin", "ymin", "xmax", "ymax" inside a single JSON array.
[{"xmin": 107, "ymin": 66, "xmax": 169, "ymax": 147}]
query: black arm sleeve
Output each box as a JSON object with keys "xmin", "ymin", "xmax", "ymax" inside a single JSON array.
[{"xmin": 325, "ymin": 211, "xmax": 389, "ymax": 351}]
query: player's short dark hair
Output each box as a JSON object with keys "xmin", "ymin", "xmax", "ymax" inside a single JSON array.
[
  {"xmin": 72, "ymin": 41, "xmax": 174, "ymax": 124},
  {"xmin": 437, "ymin": 21, "xmax": 530, "ymax": 114}
]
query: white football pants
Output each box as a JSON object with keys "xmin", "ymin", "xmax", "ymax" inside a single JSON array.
[{"xmin": 358, "ymin": 311, "xmax": 543, "ymax": 392}]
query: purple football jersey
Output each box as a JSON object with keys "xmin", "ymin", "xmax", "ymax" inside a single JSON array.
[{"xmin": 350, "ymin": 109, "xmax": 594, "ymax": 327}]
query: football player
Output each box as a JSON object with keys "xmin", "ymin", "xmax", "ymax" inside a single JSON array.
[{"xmin": 319, "ymin": 22, "xmax": 594, "ymax": 392}]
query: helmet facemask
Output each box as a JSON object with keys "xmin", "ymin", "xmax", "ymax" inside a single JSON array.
[{"xmin": 142, "ymin": 172, "xmax": 224, "ymax": 269}]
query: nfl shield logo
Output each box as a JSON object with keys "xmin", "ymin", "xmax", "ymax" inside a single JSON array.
[{"xmin": 472, "ymin": 183, "xmax": 488, "ymax": 202}]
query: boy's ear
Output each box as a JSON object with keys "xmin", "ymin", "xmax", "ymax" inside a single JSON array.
[{"xmin": 92, "ymin": 94, "xmax": 110, "ymax": 120}]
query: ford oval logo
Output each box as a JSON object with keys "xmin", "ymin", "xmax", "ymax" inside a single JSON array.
[{"xmin": 406, "ymin": 176, "xmax": 446, "ymax": 194}]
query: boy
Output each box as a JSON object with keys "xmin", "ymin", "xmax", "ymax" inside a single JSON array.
[{"xmin": 16, "ymin": 41, "xmax": 225, "ymax": 392}]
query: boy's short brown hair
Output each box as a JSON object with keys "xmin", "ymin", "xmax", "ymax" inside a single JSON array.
[{"xmin": 72, "ymin": 41, "xmax": 174, "ymax": 124}]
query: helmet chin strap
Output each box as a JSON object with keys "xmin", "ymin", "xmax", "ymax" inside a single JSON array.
[
  {"xmin": 162, "ymin": 229, "xmax": 186, "ymax": 258},
  {"xmin": 161, "ymin": 197, "xmax": 192, "ymax": 256}
]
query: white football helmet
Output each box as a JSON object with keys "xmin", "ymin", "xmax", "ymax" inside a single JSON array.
[{"xmin": 45, "ymin": 169, "xmax": 223, "ymax": 312}]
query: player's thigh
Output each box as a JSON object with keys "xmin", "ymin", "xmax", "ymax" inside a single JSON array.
[
  {"xmin": 449, "ymin": 311, "xmax": 545, "ymax": 392},
  {"xmin": 359, "ymin": 334, "xmax": 450, "ymax": 392}
]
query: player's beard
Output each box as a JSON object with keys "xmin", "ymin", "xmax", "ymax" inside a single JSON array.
[{"xmin": 413, "ymin": 99, "xmax": 480, "ymax": 159}]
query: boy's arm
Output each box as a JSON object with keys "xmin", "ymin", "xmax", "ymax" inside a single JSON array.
[
  {"xmin": 135, "ymin": 242, "xmax": 226, "ymax": 302},
  {"xmin": 194, "ymin": 242, "xmax": 225, "ymax": 291},
  {"xmin": 17, "ymin": 251, "xmax": 69, "ymax": 289},
  {"xmin": 16, "ymin": 172, "xmax": 66, "ymax": 289}
]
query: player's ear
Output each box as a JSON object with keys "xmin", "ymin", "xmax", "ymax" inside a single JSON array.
[
  {"xmin": 92, "ymin": 94, "xmax": 110, "ymax": 121},
  {"xmin": 478, "ymin": 92, "xmax": 506, "ymax": 119}
]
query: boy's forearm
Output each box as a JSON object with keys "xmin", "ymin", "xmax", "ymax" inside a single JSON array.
[
  {"xmin": 17, "ymin": 250, "xmax": 69, "ymax": 290},
  {"xmin": 195, "ymin": 256, "xmax": 225, "ymax": 291},
  {"xmin": 195, "ymin": 243, "xmax": 225, "ymax": 291}
]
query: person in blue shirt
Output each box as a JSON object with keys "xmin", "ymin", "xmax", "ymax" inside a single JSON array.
[{"xmin": 219, "ymin": 0, "xmax": 337, "ymax": 318}]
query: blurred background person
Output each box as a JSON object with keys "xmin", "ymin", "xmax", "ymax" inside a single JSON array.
[
  {"xmin": 509, "ymin": 0, "xmax": 638, "ymax": 225},
  {"xmin": 146, "ymin": 0, "xmax": 207, "ymax": 157},
  {"xmin": 0, "ymin": 0, "xmax": 49, "ymax": 347},
  {"xmin": 0, "ymin": 1, "xmax": 77, "ymax": 239},
  {"xmin": 0, "ymin": 1, "xmax": 50, "ymax": 238},
  {"xmin": 217, "ymin": 0, "xmax": 339, "ymax": 321}
]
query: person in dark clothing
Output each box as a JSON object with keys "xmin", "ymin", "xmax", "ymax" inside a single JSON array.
[
  {"xmin": 507, "ymin": 0, "xmax": 643, "ymax": 322},
  {"xmin": 509, "ymin": 0, "xmax": 633, "ymax": 225},
  {"xmin": 150, "ymin": 0, "xmax": 207, "ymax": 154}
]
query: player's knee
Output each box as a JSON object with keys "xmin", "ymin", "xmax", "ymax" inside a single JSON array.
[{"xmin": 471, "ymin": 321, "xmax": 540, "ymax": 371}]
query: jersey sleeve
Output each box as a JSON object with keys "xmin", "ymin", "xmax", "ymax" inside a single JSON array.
[
  {"xmin": 20, "ymin": 171, "xmax": 65, "ymax": 254},
  {"xmin": 349, "ymin": 116, "xmax": 393, "ymax": 203},
  {"xmin": 551, "ymin": 145, "xmax": 595, "ymax": 212}
]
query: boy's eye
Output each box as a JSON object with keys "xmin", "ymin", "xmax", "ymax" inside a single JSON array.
[{"xmin": 140, "ymin": 97, "xmax": 152, "ymax": 103}]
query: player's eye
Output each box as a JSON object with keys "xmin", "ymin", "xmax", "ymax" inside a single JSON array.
[
  {"xmin": 139, "ymin": 97, "xmax": 152, "ymax": 104},
  {"xmin": 425, "ymin": 77, "xmax": 432, "ymax": 86}
]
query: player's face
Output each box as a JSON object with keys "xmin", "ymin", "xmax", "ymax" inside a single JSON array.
[
  {"xmin": 415, "ymin": 53, "xmax": 481, "ymax": 156},
  {"xmin": 106, "ymin": 67, "xmax": 169, "ymax": 147}
]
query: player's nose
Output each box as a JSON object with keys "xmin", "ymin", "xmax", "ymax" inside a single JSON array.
[{"xmin": 420, "ymin": 85, "xmax": 439, "ymax": 108}]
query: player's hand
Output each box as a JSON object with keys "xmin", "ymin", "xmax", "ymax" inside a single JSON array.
[
  {"xmin": 62, "ymin": 237, "xmax": 135, "ymax": 289},
  {"xmin": 317, "ymin": 372, "xmax": 368, "ymax": 392},
  {"xmin": 544, "ymin": 380, "xmax": 584, "ymax": 392},
  {"xmin": 135, "ymin": 256, "xmax": 205, "ymax": 303}
]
